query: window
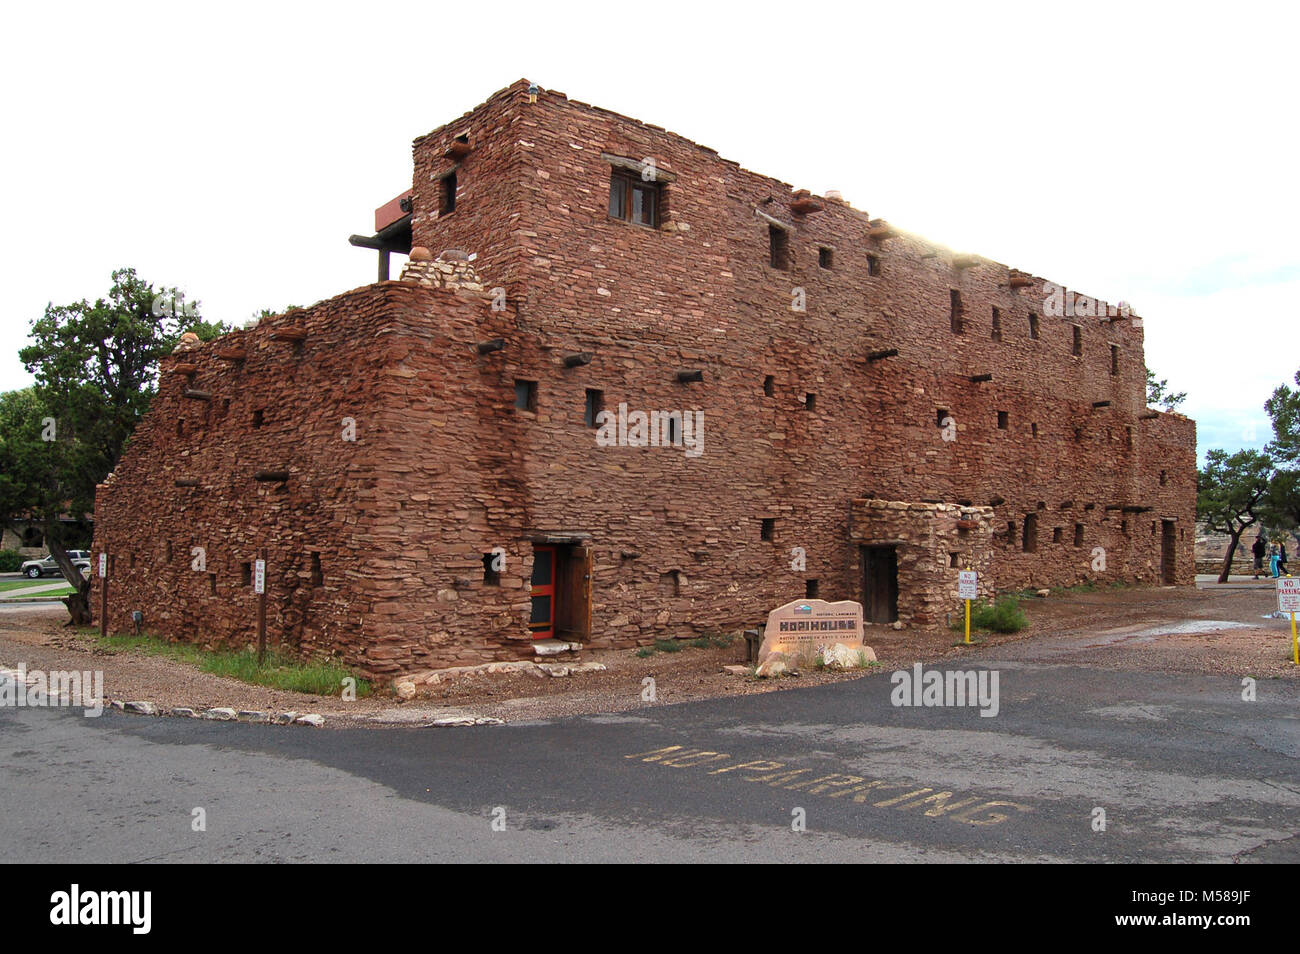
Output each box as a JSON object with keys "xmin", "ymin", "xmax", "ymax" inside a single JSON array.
[
  {"xmin": 763, "ymin": 375, "xmax": 774, "ymax": 397},
  {"xmin": 805, "ymin": 393, "xmax": 816, "ymax": 411},
  {"xmin": 241, "ymin": 562, "xmax": 252, "ymax": 586},
  {"xmin": 310, "ymin": 552, "xmax": 323, "ymax": 587},
  {"xmin": 760, "ymin": 518, "xmax": 775, "ymax": 542},
  {"xmin": 441, "ymin": 171, "xmax": 457, "ymax": 215},
  {"xmin": 482, "ymin": 553, "xmax": 500, "ymax": 586},
  {"xmin": 1074, "ymin": 524, "xmax": 1084, "ymax": 547},
  {"xmin": 1022, "ymin": 513, "xmax": 1038, "ymax": 552},
  {"xmin": 514, "ymin": 379, "xmax": 537, "ymax": 412},
  {"xmin": 819, "ymin": 247, "xmax": 833, "ymax": 269},
  {"xmin": 1111, "ymin": 345, "xmax": 1119, "ymax": 375},
  {"xmin": 1032, "ymin": 422, "xmax": 1039, "ymax": 438},
  {"xmin": 991, "ymin": 306, "xmax": 1002, "ymax": 342},
  {"xmin": 208, "ymin": 573, "xmax": 217, "ymax": 595},
  {"xmin": 1029, "ymin": 313, "xmax": 1040, "ymax": 339},
  {"xmin": 659, "ymin": 570, "xmax": 682, "ymax": 596},
  {"xmin": 936, "ymin": 408, "xmax": 949, "ymax": 428},
  {"xmin": 1053, "ymin": 527, "xmax": 1063, "ymax": 544},
  {"xmin": 997, "ymin": 410, "xmax": 1009, "ymax": 430},
  {"xmin": 867, "ymin": 254, "xmax": 881, "ymax": 276},
  {"xmin": 769, "ymin": 225, "xmax": 789, "ymax": 269},
  {"xmin": 948, "ymin": 552, "xmax": 959, "ymax": 568},
  {"xmin": 667, "ymin": 415, "xmax": 679, "ymax": 444},
  {"xmin": 1072, "ymin": 325, "xmax": 1083, "ymax": 356},
  {"xmin": 1159, "ymin": 470, "xmax": 1167, "ymax": 486},
  {"xmin": 950, "ymin": 290, "xmax": 964, "ymax": 333},
  {"xmin": 176, "ymin": 418, "xmax": 184, "ymax": 437},
  {"xmin": 608, "ymin": 169, "xmax": 658, "ymax": 227},
  {"xmin": 805, "ymin": 579, "xmax": 819, "ymax": 598},
  {"xmin": 584, "ymin": 389, "xmax": 604, "ymax": 428}
]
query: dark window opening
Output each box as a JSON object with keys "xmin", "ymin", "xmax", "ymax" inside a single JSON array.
[
  {"xmin": 1121, "ymin": 520, "xmax": 1129, "ymax": 535},
  {"xmin": 1029, "ymin": 313, "xmax": 1040, "ymax": 339},
  {"xmin": 608, "ymin": 168, "xmax": 659, "ymax": 228},
  {"xmin": 1074, "ymin": 425, "xmax": 1084, "ymax": 442},
  {"xmin": 241, "ymin": 562, "xmax": 252, "ymax": 586},
  {"xmin": 1032, "ymin": 421, "xmax": 1039, "ymax": 438},
  {"xmin": 991, "ymin": 306, "xmax": 1002, "ymax": 342},
  {"xmin": 997, "ymin": 410, "xmax": 1009, "ymax": 430},
  {"xmin": 208, "ymin": 573, "xmax": 217, "ymax": 595},
  {"xmin": 804, "ymin": 393, "xmax": 816, "ymax": 411},
  {"xmin": 1072, "ymin": 325, "xmax": 1083, "ymax": 356},
  {"xmin": 818, "ymin": 247, "xmax": 833, "ymax": 269},
  {"xmin": 584, "ymin": 389, "xmax": 604, "ymax": 428},
  {"xmin": 763, "ymin": 375, "xmax": 774, "ymax": 397},
  {"xmin": 252, "ymin": 408, "xmax": 264, "ymax": 428},
  {"xmin": 805, "ymin": 578, "xmax": 820, "ymax": 598},
  {"xmin": 1159, "ymin": 470, "xmax": 1167, "ymax": 486},
  {"xmin": 176, "ymin": 418, "xmax": 184, "ymax": 437},
  {"xmin": 867, "ymin": 254, "xmax": 881, "ymax": 276},
  {"xmin": 667, "ymin": 415, "xmax": 679, "ymax": 443},
  {"xmin": 310, "ymin": 551, "xmax": 323, "ymax": 586},
  {"xmin": 769, "ymin": 225, "xmax": 789, "ymax": 270},
  {"xmin": 936, "ymin": 408, "xmax": 949, "ymax": 428},
  {"xmin": 514, "ymin": 379, "xmax": 537, "ymax": 412},
  {"xmin": 659, "ymin": 570, "xmax": 682, "ymax": 597},
  {"xmin": 950, "ymin": 290, "xmax": 964, "ymax": 333},
  {"xmin": 949, "ymin": 552, "xmax": 960, "ymax": 568},
  {"xmin": 1111, "ymin": 344, "xmax": 1120, "ymax": 375},
  {"xmin": 482, "ymin": 552, "xmax": 500, "ymax": 586},
  {"xmin": 1074, "ymin": 524, "xmax": 1085, "ymax": 547},
  {"xmin": 760, "ymin": 518, "xmax": 775, "ymax": 542},
  {"xmin": 1022, "ymin": 513, "xmax": 1038, "ymax": 553},
  {"xmin": 1053, "ymin": 527, "xmax": 1063, "ymax": 544},
  {"xmin": 441, "ymin": 171, "xmax": 457, "ymax": 215}
]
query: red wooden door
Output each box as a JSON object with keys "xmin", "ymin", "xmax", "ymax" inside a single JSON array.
[{"xmin": 529, "ymin": 546, "xmax": 556, "ymax": 639}]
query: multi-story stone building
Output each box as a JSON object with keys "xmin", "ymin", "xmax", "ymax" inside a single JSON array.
[{"xmin": 92, "ymin": 79, "xmax": 1196, "ymax": 679}]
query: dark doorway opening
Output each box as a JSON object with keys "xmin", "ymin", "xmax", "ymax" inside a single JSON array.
[
  {"xmin": 530, "ymin": 542, "xmax": 593, "ymax": 641},
  {"xmin": 1161, "ymin": 520, "xmax": 1176, "ymax": 584},
  {"xmin": 861, "ymin": 545, "xmax": 899, "ymax": 624}
]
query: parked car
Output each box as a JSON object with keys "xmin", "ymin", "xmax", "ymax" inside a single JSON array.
[{"xmin": 21, "ymin": 550, "xmax": 91, "ymax": 579}]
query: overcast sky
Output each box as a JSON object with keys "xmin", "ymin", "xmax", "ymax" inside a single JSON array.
[{"xmin": 2, "ymin": 1, "xmax": 1295, "ymax": 462}]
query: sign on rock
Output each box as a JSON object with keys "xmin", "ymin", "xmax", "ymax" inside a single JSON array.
[
  {"xmin": 1278, "ymin": 577, "xmax": 1300, "ymax": 614},
  {"xmin": 758, "ymin": 598, "xmax": 864, "ymax": 668}
]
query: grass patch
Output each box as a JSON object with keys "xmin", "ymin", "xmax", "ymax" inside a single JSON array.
[
  {"xmin": 636, "ymin": 632, "xmax": 735, "ymax": 656},
  {"xmin": 0, "ymin": 578, "xmax": 75, "ymax": 594},
  {"xmin": 951, "ymin": 596, "xmax": 1029, "ymax": 634},
  {"xmin": 93, "ymin": 630, "xmax": 370, "ymax": 697}
]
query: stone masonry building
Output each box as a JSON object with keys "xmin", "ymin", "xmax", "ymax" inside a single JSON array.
[{"xmin": 92, "ymin": 80, "xmax": 1197, "ymax": 679}]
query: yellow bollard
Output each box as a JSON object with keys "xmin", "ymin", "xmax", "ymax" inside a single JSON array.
[{"xmin": 964, "ymin": 598, "xmax": 971, "ymax": 645}]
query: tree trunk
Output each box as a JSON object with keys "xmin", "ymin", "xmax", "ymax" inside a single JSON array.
[
  {"xmin": 44, "ymin": 521, "xmax": 92, "ymax": 625},
  {"xmin": 1218, "ymin": 529, "xmax": 1244, "ymax": 584}
]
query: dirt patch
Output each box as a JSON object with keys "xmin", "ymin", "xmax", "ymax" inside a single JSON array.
[{"xmin": 2, "ymin": 584, "xmax": 1295, "ymax": 727}]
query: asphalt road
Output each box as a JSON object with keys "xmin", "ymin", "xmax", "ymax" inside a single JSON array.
[{"xmin": 3, "ymin": 634, "xmax": 1298, "ymax": 864}]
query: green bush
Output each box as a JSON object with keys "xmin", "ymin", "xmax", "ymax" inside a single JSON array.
[
  {"xmin": 0, "ymin": 550, "xmax": 23, "ymax": 573},
  {"xmin": 954, "ymin": 596, "xmax": 1029, "ymax": 633}
]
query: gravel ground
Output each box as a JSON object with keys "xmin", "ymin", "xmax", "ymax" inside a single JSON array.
[{"xmin": 1, "ymin": 583, "xmax": 1294, "ymax": 727}]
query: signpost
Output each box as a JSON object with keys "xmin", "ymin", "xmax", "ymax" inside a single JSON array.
[
  {"xmin": 958, "ymin": 569, "xmax": 978, "ymax": 645},
  {"xmin": 255, "ymin": 551, "xmax": 267, "ymax": 663},
  {"xmin": 98, "ymin": 552, "xmax": 108, "ymax": 640},
  {"xmin": 1278, "ymin": 576, "xmax": 1300, "ymax": 665}
]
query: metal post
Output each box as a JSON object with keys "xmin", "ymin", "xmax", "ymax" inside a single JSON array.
[
  {"xmin": 99, "ymin": 551, "xmax": 108, "ymax": 640},
  {"xmin": 256, "ymin": 548, "xmax": 267, "ymax": 664}
]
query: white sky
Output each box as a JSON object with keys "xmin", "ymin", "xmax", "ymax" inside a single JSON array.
[{"xmin": 2, "ymin": 0, "xmax": 1296, "ymax": 462}]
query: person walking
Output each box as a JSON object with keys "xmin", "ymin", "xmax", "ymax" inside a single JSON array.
[
  {"xmin": 1269, "ymin": 544, "xmax": 1281, "ymax": 579},
  {"xmin": 1280, "ymin": 541, "xmax": 1290, "ymax": 576},
  {"xmin": 1253, "ymin": 534, "xmax": 1267, "ymax": 579}
]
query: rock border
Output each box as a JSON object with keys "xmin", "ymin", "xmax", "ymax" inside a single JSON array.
[{"xmin": 109, "ymin": 699, "xmax": 325, "ymax": 727}]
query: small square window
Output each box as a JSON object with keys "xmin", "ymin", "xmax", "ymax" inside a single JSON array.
[
  {"xmin": 950, "ymin": 290, "xmax": 964, "ymax": 334},
  {"xmin": 1029, "ymin": 314, "xmax": 1040, "ymax": 340},
  {"xmin": 252, "ymin": 408, "xmax": 265, "ymax": 428},
  {"xmin": 818, "ymin": 247, "xmax": 833, "ymax": 269},
  {"xmin": 1053, "ymin": 527, "xmax": 1063, "ymax": 544},
  {"xmin": 936, "ymin": 408, "xmax": 950, "ymax": 428},
  {"xmin": 1074, "ymin": 524, "xmax": 1085, "ymax": 547},
  {"xmin": 805, "ymin": 393, "xmax": 816, "ymax": 411},
  {"xmin": 949, "ymin": 552, "xmax": 959, "ymax": 568},
  {"xmin": 997, "ymin": 410, "xmax": 1009, "ymax": 430},
  {"xmin": 763, "ymin": 375, "xmax": 775, "ymax": 397},
  {"xmin": 1072, "ymin": 325, "xmax": 1083, "ymax": 356},
  {"xmin": 482, "ymin": 552, "xmax": 501, "ymax": 585},
  {"xmin": 609, "ymin": 168, "xmax": 659, "ymax": 228},
  {"xmin": 241, "ymin": 562, "xmax": 252, "ymax": 586},
  {"xmin": 584, "ymin": 389, "xmax": 604, "ymax": 428},
  {"xmin": 310, "ymin": 552, "xmax": 323, "ymax": 587},
  {"xmin": 514, "ymin": 379, "xmax": 537, "ymax": 412},
  {"xmin": 867, "ymin": 254, "xmax": 881, "ymax": 276},
  {"xmin": 805, "ymin": 579, "xmax": 819, "ymax": 598},
  {"xmin": 1111, "ymin": 345, "xmax": 1119, "ymax": 375},
  {"xmin": 991, "ymin": 307, "xmax": 1002, "ymax": 342},
  {"xmin": 1032, "ymin": 422, "xmax": 1039, "ymax": 438},
  {"xmin": 760, "ymin": 518, "xmax": 775, "ymax": 542}
]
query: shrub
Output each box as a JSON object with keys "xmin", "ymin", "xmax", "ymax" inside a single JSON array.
[
  {"xmin": 0, "ymin": 550, "xmax": 23, "ymax": 573},
  {"xmin": 954, "ymin": 596, "xmax": 1029, "ymax": 633}
]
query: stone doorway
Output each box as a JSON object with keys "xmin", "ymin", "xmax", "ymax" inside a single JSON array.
[{"xmin": 861, "ymin": 545, "xmax": 899, "ymax": 624}]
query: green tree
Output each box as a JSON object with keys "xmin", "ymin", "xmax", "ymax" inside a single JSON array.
[
  {"xmin": 11, "ymin": 268, "xmax": 228, "ymax": 622},
  {"xmin": 1146, "ymin": 367, "xmax": 1187, "ymax": 412},
  {"xmin": 1197, "ymin": 448, "xmax": 1274, "ymax": 583},
  {"xmin": 1263, "ymin": 367, "xmax": 1300, "ymax": 550}
]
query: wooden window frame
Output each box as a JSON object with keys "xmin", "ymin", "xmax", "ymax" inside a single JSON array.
[{"xmin": 608, "ymin": 168, "xmax": 660, "ymax": 229}]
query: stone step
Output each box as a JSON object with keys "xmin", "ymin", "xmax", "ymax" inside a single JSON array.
[{"xmin": 532, "ymin": 638, "xmax": 582, "ymax": 656}]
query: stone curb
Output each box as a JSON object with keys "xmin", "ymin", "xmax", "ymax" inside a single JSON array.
[{"xmin": 109, "ymin": 699, "xmax": 325, "ymax": 727}]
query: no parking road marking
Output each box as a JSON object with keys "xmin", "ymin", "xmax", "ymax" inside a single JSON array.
[{"xmin": 625, "ymin": 745, "xmax": 1031, "ymax": 826}]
